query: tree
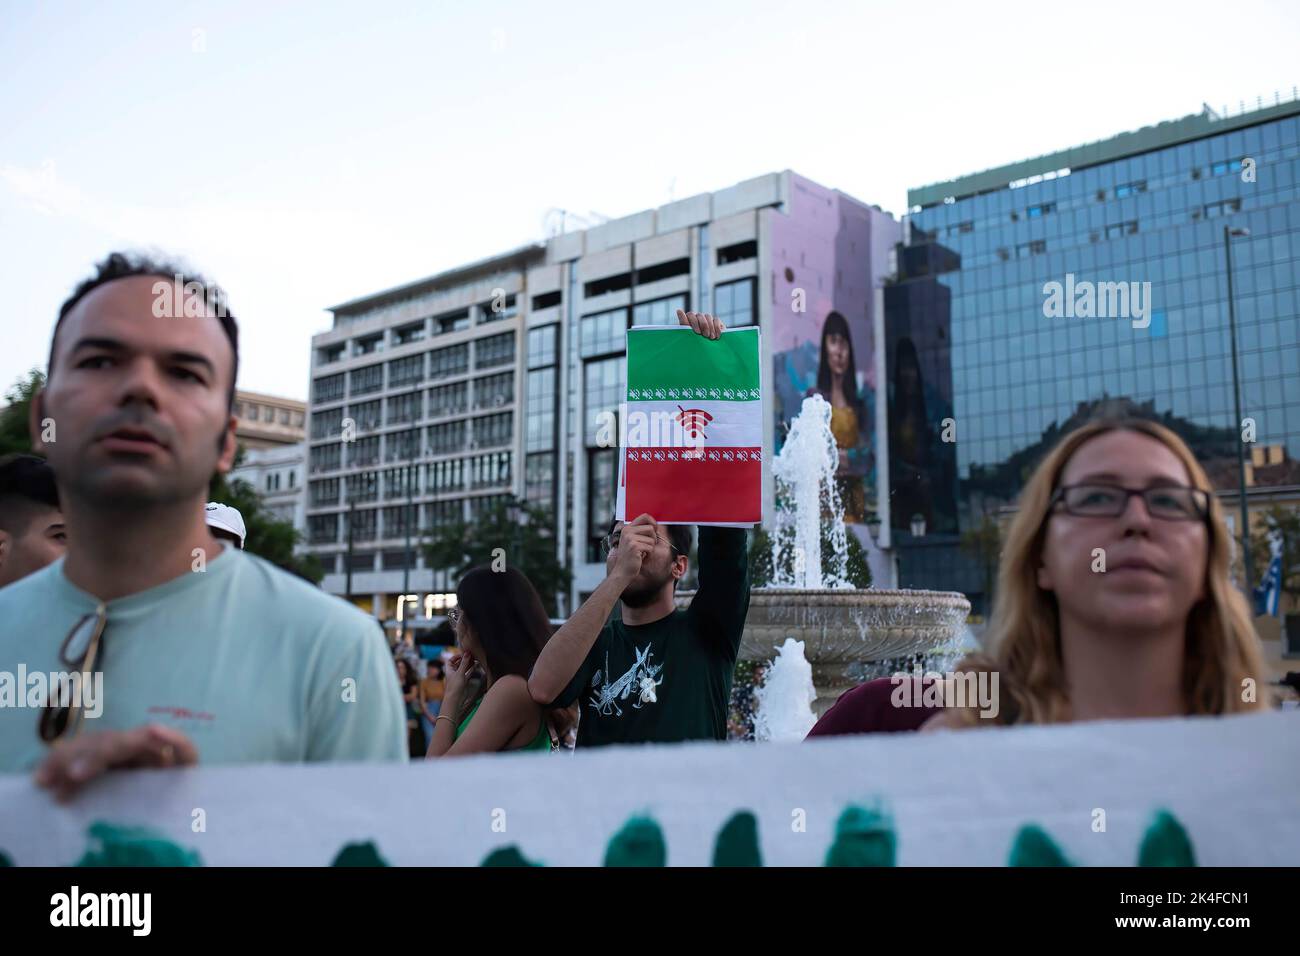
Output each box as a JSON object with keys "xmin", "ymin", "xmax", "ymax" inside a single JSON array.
[
  {"xmin": 423, "ymin": 497, "xmax": 572, "ymax": 616},
  {"xmin": 208, "ymin": 451, "xmax": 323, "ymax": 584},
  {"xmin": 0, "ymin": 369, "xmax": 43, "ymax": 456},
  {"xmin": 1249, "ymin": 504, "xmax": 1300, "ymax": 609}
]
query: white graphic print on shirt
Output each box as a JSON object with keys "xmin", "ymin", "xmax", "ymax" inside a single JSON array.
[{"xmin": 588, "ymin": 644, "xmax": 664, "ymax": 717}]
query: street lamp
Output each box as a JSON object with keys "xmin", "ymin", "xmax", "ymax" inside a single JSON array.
[
  {"xmin": 1224, "ymin": 225, "xmax": 1252, "ymax": 596},
  {"xmin": 910, "ymin": 513, "xmax": 927, "ymax": 538},
  {"xmin": 865, "ymin": 512, "xmax": 882, "ymax": 545}
]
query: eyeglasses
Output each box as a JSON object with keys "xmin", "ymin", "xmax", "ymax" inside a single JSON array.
[
  {"xmin": 38, "ymin": 602, "xmax": 108, "ymax": 744},
  {"xmin": 1050, "ymin": 484, "xmax": 1210, "ymax": 522},
  {"xmin": 599, "ymin": 529, "xmax": 683, "ymax": 559}
]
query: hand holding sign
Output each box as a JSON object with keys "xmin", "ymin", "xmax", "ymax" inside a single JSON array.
[{"xmin": 677, "ymin": 309, "xmax": 724, "ymax": 339}]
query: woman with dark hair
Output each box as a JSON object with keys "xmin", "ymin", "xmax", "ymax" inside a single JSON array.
[
  {"xmin": 425, "ymin": 566, "xmax": 554, "ymax": 756},
  {"xmin": 395, "ymin": 658, "xmax": 424, "ymax": 757},
  {"xmin": 807, "ymin": 310, "xmax": 869, "ymax": 521}
]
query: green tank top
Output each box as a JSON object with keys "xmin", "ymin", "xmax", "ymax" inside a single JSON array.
[{"xmin": 456, "ymin": 698, "xmax": 553, "ymax": 752}]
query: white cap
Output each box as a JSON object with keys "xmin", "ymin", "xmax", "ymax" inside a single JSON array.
[{"xmin": 205, "ymin": 502, "xmax": 246, "ymax": 548}]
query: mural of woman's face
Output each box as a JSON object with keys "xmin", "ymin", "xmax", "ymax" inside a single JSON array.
[{"xmin": 826, "ymin": 332, "xmax": 850, "ymax": 376}]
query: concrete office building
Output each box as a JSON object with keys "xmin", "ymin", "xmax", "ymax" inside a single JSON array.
[{"xmin": 305, "ymin": 171, "xmax": 900, "ymax": 620}]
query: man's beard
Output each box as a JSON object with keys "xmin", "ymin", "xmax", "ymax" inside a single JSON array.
[{"xmin": 619, "ymin": 558, "xmax": 674, "ymax": 608}]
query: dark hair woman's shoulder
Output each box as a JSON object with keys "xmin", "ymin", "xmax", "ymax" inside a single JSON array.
[{"xmin": 805, "ymin": 676, "xmax": 939, "ymax": 738}]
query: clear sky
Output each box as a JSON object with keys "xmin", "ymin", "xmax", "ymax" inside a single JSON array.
[{"xmin": 2, "ymin": 0, "xmax": 1297, "ymax": 401}]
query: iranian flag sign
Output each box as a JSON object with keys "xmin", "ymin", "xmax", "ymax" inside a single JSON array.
[{"xmin": 616, "ymin": 325, "xmax": 762, "ymax": 526}]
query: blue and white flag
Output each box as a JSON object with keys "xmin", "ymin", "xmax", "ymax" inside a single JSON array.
[{"xmin": 1253, "ymin": 551, "xmax": 1282, "ymax": 617}]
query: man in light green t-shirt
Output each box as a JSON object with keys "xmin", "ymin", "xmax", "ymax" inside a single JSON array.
[{"xmin": 0, "ymin": 252, "xmax": 406, "ymax": 796}]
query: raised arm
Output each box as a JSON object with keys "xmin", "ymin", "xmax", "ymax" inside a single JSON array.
[
  {"xmin": 687, "ymin": 526, "xmax": 751, "ymax": 661},
  {"xmin": 526, "ymin": 516, "xmax": 658, "ymax": 705}
]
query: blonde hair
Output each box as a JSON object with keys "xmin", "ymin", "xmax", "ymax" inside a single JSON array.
[{"xmin": 952, "ymin": 418, "xmax": 1271, "ymax": 725}]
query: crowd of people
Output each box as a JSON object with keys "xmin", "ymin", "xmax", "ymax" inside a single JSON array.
[{"xmin": 0, "ymin": 249, "xmax": 1279, "ymax": 803}]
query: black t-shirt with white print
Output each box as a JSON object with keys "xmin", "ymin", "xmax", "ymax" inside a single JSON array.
[{"xmin": 555, "ymin": 527, "xmax": 750, "ymax": 747}]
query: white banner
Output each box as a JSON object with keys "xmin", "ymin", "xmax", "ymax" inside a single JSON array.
[{"xmin": 1, "ymin": 712, "xmax": 1296, "ymax": 866}]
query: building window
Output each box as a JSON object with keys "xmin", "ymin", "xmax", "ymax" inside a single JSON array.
[
  {"xmin": 473, "ymin": 370, "xmax": 514, "ymax": 409},
  {"xmin": 715, "ymin": 278, "xmax": 755, "ymax": 328},
  {"xmin": 308, "ymin": 513, "xmax": 339, "ymax": 544},
  {"xmin": 262, "ymin": 406, "xmax": 276, "ymax": 423},
  {"xmin": 354, "ymin": 334, "xmax": 383, "ymax": 356},
  {"xmin": 526, "ymin": 367, "xmax": 557, "ymax": 453},
  {"xmin": 632, "ymin": 293, "xmax": 688, "ymax": 327},
  {"xmin": 475, "ymin": 331, "xmax": 516, "ymax": 369},
  {"xmin": 480, "ymin": 294, "xmax": 517, "ymax": 323},
  {"xmin": 386, "ymin": 390, "xmax": 422, "ymax": 425},
  {"xmin": 427, "ymin": 457, "xmax": 464, "ymax": 494},
  {"xmin": 293, "ymin": 412, "xmax": 305, "ymax": 427},
  {"xmin": 312, "ymin": 374, "xmax": 345, "ymax": 404},
  {"xmin": 716, "ymin": 240, "xmax": 757, "ymax": 265},
  {"xmin": 527, "ymin": 324, "xmax": 558, "ymax": 369},
  {"xmin": 428, "ymin": 420, "xmax": 467, "ymax": 455},
  {"xmin": 1016, "ymin": 239, "xmax": 1047, "ymax": 258},
  {"xmin": 635, "ymin": 258, "xmax": 690, "ymax": 285},
  {"xmin": 429, "ymin": 343, "xmax": 469, "ymax": 379},
  {"xmin": 310, "ymin": 478, "xmax": 339, "ymax": 507},
  {"xmin": 318, "ymin": 343, "xmax": 345, "ymax": 364},
  {"xmin": 349, "ymin": 363, "xmax": 384, "ymax": 396},
  {"xmin": 266, "ymin": 474, "xmax": 274, "ymax": 492},
  {"xmin": 426, "ymin": 499, "xmax": 463, "ymax": 530},
  {"xmin": 350, "ymin": 508, "xmax": 378, "ymax": 542},
  {"xmin": 348, "ymin": 399, "xmax": 382, "ymax": 431},
  {"xmin": 346, "ymin": 470, "xmax": 379, "ymax": 503},
  {"xmin": 1201, "ymin": 198, "xmax": 1243, "ymax": 219},
  {"xmin": 584, "ymin": 272, "xmax": 632, "ymax": 298},
  {"xmin": 469, "ymin": 451, "xmax": 512, "ymax": 489},
  {"xmin": 531, "ymin": 290, "xmax": 561, "ymax": 311},
  {"xmin": 580, "ymin": 308, "xmax": 628, "ymax": 358},
  {"xmin": 586, "ymin": 448, "xmax": 618, "ymax": 562},
  {"xmin": 348, "ymin": 436, "xmax": 381, "ymax": 467},
  {"xmin": 427, "ymin": 381, "xmax": 468, "ymax": 418},
  {"xmin": 1104, "ymin": 220, "xmax": 1140, "ymax": 238},
  {"xmin": 471, "ymin": 412, "xmax": 512, "ymax": 448},
  {"xmin": 288, "ymin": 471, "xmax": 295, "ymax": 488},
  {"xmin": 312, "ymin": 407, "xmax": 344, "ymax": 440},
  {"xmin": 1114, "ymin": 179, "xmax": 1147, "ymax": 198},
  {"xmin": 388, "ymin": 354, "xmax": 424, "ymax": 388},
  {"xmin": 433, "ymin": 309, "xmax": 470, "ymax": 336},
  {"xmin": 393, "ymin": 321, "xmax": 425, "ymax": 346},
  {"xmin": 525, "ymin": 452, "xmax": 555, "ymax": 511},
  {"xmin": 382, "ymin": 504, "xmax": 416, "ymax": 538},
  {"xmin": 245, "ymin": 403, "xmax": 260, "ymax": 421},
  {"xmin": 468, "ymin": 494, "xmax": 510, "ymax": 522},
  {"xmin": 347, "ymin": 551, "xmax": 376, "ymax": 572},
  {"xmin": 309, "ymin": 442, "xmax": 342, "ymax": 474},
  {"xmin": 584, "ymin": 356, "xmax": 624, "ymax": 447},
  {"xmin": 279, "ymin": 409, "xmax": 291, "ymax": 425},
  {"xmin": 385, "ymin": 428, "xmax": 421, "ymax": 462}
]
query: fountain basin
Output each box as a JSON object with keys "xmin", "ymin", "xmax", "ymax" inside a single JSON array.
[{"xmin": 675, "ymin": 587, "xmax": 972, "ymax": 714}]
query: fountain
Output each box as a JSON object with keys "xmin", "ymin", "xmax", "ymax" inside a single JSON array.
[{"xmin": 676, "ymin": 394, "xmax": 971, "ymax": 715}]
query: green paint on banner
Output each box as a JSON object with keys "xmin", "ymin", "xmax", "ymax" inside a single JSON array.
[
  {"xmin": 604, "ymin": 815, "xmax": 667, "ymax": 867},
  {"xmin": 824, "ymin": 805, "xmax": 896, "ymax": 867},
  {"xmin": 1008, "ymin": 825, "xmax": 1073, "ymax": 867},
  {"xmin": 626, "ymin": 327, "xmax": 760, "ymax": 397},
  {"xmin": 76, "ymin": 822, "xmax": 202, "ymax": 867},
  {"xmin": 331, "ymin": 841, "xmax": 389, "ymax": 866},
  {"xmin": 1138, "ymin": 810, "xmax": 1195, "ymax": 867},
  {"xmin": 481, "ymin": 845, "xmax": 542, "ymax": 867},
  {"xmin": 712, "ymin": 811, "xmax": 762, "ymax": 867}
]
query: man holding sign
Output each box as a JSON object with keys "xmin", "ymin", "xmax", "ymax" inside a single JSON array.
[{"xmin": 527, "ymin": 310, "xmax": 752, "ymax": 747}]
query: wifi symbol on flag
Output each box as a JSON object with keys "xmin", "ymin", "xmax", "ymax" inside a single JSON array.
[{"xmin": 676, "ymin": 405, "xmax": 713, "ymax": 440}]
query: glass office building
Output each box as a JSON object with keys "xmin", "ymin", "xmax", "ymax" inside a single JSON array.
[{"xmin": 892, "ymin": 97, "xmax": 1300, "ymax": 611}]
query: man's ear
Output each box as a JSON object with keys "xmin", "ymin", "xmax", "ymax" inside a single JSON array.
[
  {"xmin": 0, "ymin": 529, "xmax": 10, "ymax": 569},
  {"xmin": 672, "ymin": 554, "xmax": 688, "ymax": 581},
  {"xmin": 215, "ymin": 415, "xmax": 238, "ymax": 473}
]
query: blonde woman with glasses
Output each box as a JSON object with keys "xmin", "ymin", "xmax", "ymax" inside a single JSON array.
[{"xmin": 926, "ymin": 418, "xmax": 1270, "ymax": 729}]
